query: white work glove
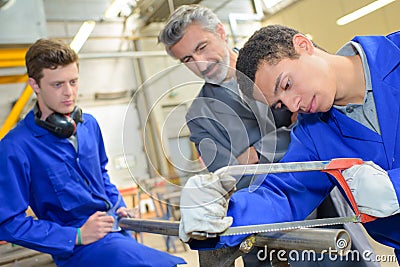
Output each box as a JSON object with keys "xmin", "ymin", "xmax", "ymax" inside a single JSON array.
[
  {"xmin": 342, "ymin": 161, "xmax": 400, "ymax": 217},
  {"xmin": 179, "ymin": 173, "xmax": 236, "ymax": 242}
]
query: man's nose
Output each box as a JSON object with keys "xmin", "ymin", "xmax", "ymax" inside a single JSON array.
[
  {"xmin": 193, "ymin": 59, "xmax": 209, "ymax": 73},
  {"xmin": 63, "ymin": 84, "xmax": 73, "ymax": 95},
  {"xmin": 282, "ymin": 96, "xmax": 299, "ymax": 113}
]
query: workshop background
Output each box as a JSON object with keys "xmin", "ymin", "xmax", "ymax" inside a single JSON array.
[{"xmin": 0, "ymin": 1, "xmax": 399, "ymax": 266}]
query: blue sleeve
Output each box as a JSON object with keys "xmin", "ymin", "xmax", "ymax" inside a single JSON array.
[
  {"xmin": 388, "ymin": 168, "xmax": 400, "ymax": 204},
  {"xmin": 0, "ymin": 140, "xmax": 77, "ymax": 257},
  {"xmin": 198, "ymin": 120, "xmax": 335, "ymax": 249},
  {"xmin": 387, "ymin": 30, "xmax": 400, "ymax": 48}
]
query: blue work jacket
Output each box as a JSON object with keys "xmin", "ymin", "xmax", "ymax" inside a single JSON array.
[
  {"xmin": 216, "ymin": 31, "xmax": 400, "ymax": 258},
  {"xmin": 0, "ymin": 111, "xmax": 122, "ymax": 258}
]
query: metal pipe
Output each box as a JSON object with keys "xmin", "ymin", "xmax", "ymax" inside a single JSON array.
[
  {"xmin": 78, "ymin": 50, "xmax": 167, "ymax": 60},
  {"xmin": 255, "ymin": 228, "xmax": 351, "ymax": 255},
  {"xmin": 198, "ymin": 246, "xmax": 241, "ymax": 267},
  {"xmin": 119, "ymin": 218, "xmax": 179, "ymax": 236},
  {"xmin": 167, "ymin": 0, "xmax": 174, "ymax": 15},
  {"xmin": 131, "ymin": 39, "xmax": 164, "ymax": 178}
]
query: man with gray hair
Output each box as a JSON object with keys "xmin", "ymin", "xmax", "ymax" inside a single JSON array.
[{"xmin": 159, "ymin": 4, "xmax": 293, "ymax": 186}]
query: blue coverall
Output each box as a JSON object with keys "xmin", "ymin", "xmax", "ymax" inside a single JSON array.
[
  {"xmin": 216, "ymin": 31, "xmax": 400, "ymax": 260},
  {"xmin": 0, "ymin": 111, "xmax": 185, "ymax": 267}
]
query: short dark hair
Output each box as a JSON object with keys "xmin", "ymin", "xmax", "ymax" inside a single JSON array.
[
  {"xmin": 25, "ymin": 38, "xmax": 79, "ymax": 85},
  {"xmin": 236, "ymin": 25, "xmax": 301, "ymax": 99}
]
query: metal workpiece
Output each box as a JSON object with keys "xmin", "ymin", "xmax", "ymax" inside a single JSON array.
[
  {"xmin": 254, "ymin": 228, "xmax": 351, "ymax": 256},
  {"xmin": 198, "ymin": 246, "xmax": 244, "ymax": 267},
  {"xmin": 196, "ymin": 228, "xmax": 351, "ymax": 267},
  {"xmin": 119, "ymin": 218, "xmax": 352, "ymax": 266},
  {"xmin": 119, "ymin": 218, "xmax": 180, "ymax": 236}
]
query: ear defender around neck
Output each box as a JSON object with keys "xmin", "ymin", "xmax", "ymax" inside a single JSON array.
[{"xmin": 34, "ymin": 103, "xmax": 83, "ymax": 138}]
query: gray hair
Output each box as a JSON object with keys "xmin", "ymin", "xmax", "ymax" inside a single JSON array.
[{"xmin": 158, "ymin": 5, "xmax": 221, "ymax": 57}]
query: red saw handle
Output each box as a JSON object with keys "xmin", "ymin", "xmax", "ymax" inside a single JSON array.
[{"xmin": 322, "ymin": 158, "xmax": 377, "ymax": 223}]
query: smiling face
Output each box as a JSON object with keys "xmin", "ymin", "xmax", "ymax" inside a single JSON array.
[
  {"xmin": 29, "ymin": 63, "xmax": 79, "ymax": 119},
  {"xmin": 253, "ymin": 34, "xmax": 337, "ymax": 114},
  {"xmin": 169, "ymin": 23, "xmax": 231, "ymax": 84}
]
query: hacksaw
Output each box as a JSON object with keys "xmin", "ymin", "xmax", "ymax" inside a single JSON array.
[
  {"xmin": 192, "ymin": 158, "xmax": 377, "ymax": 238},
  {"xmin": 120, "ymin": 158, "xmax": 377, "ymax": 238}
]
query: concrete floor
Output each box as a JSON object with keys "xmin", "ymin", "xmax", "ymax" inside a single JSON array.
[{"xmin": 140, "ymin": 226, "xmax": 398, "ymax": 267}]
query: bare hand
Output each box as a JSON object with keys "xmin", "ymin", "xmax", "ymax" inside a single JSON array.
[
  {"xmin": 79, "ymin": 211, "xmax": 114, "ymax": 245},
  {"xmin": 116, "ymin": 207, "xmax": 139, "ymax": 218},
  {"xmin": 237, "ymin": 146, "xmax": 259, "ymax": 165}
]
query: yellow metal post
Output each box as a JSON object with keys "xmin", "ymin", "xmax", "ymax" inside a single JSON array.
[
  {"xmin": 0, "ymin": 47, "xmax": 32, "ymax": 139},
  {"xmin": 0, "ymin": 84, "xmax": 33, "ymax": 139},
  {"xmin": 0, "ymin": 48, "xmax": 27, "ymax": 68},
  {"xmin": 0, "ymin": 74, "xmax": 28, "ymax": 84}
]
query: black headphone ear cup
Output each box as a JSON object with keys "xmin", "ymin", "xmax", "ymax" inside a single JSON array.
[
  {"xmin": 70, "ymin": 106, "xmax": 83, "ymax": 124},
  {"xmin": 45, "ymin": 113, "xmax": 76, "ymax": 138},
  {"xmin": 34, "ymin": 103, "xmax": 82, "ymax": 138}
]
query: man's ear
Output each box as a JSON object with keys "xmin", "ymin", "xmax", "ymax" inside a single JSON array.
[
  {"xmin": 28, "ymin": 78, "xmax": 40, "ymax": 94},
  {"xmin": 293, "ymin": 33, "xmax": 314, "ymax": 55},
  {"xmin": 216, "ymin": 23, "xmax": 227, "ymax": 41}
]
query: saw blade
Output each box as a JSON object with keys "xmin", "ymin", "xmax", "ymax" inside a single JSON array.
[
  {"xmin": 219, "ymin": 216, "xmax": 359, "ymax": 236},
  {"xmin": 214, "ymin": 160, "xmax": 330, "ymax": 176}
]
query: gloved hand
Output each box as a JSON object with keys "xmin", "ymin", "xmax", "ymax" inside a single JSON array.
[
  {"xmin": 342, "ymin": 161, "xmax": 400, "ymax": 217},
  {"xmin": 179, "ymin": 173, "xmax": 236, "ymax": 242}
]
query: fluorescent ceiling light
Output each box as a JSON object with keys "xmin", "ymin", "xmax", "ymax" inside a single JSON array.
[
  {"xmin": 70, "ymin": 20, "xmax": 96, "ymax": 53},
  {"xmin": 336, "ymin": 0, "xmax": 395, "ymax": 26}
]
